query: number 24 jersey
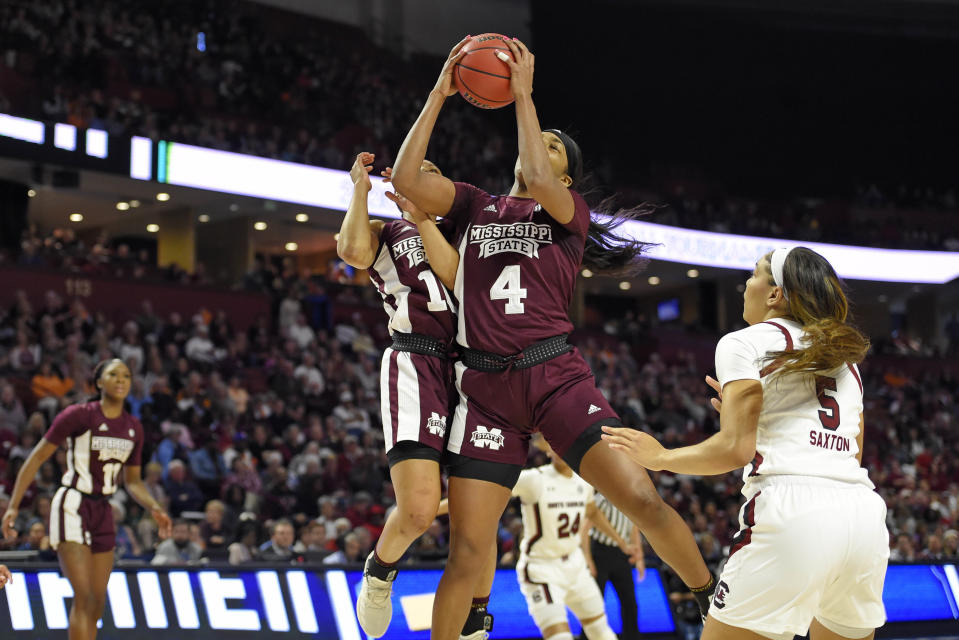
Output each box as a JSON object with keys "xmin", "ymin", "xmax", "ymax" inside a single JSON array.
[{"xmin": 513, "ymin": 464, "xmax": 594, "ymax": 562}]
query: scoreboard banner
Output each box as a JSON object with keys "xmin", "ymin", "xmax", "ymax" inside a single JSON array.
[{"xmin": 0, "ymin": 563, "xmax": 956, "ymax": 639}]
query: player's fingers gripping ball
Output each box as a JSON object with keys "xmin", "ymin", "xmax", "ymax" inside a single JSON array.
[{"xmin": 453, "ymin": 33, "xmax": 515, "ymax": 109}]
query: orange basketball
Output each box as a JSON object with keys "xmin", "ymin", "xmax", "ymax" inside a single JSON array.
[{"xmin": 453, "ymin": 33, "xmax": 514, "ymax": 109}]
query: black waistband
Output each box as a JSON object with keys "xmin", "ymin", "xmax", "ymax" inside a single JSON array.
[
  {"xmin": 61, "ymin": 486, "xmax": 110, "ymax": 501},
  {"xmin": 459, "ymin": 335, "xmax": 572, "ymax": 372},
  {"xmin": 391, "ymin": 332, "xmax": 451, "ymax": 359}
]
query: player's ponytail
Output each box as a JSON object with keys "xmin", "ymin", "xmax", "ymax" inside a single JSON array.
[
  {"xmin": 548, "ymin": 129, "xmax": 656, "ymax": 277},
  {"xmin": 763, "ymin": 247, "xmax": 870, "ymax": 376}
]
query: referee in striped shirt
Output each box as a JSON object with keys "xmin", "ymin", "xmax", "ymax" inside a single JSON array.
[{"xmin": 585, "ymin": 492, "xmax": 644, "ymax": 640}]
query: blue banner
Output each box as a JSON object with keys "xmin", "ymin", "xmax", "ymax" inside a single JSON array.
[{"xmin": 0, "ymin": 563, "xmax": 956, "ymax": 638}]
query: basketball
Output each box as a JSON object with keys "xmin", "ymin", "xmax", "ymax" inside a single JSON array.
[{"xmin": 453, "ymin": 33, "xmax": 514, "ymax": 109}]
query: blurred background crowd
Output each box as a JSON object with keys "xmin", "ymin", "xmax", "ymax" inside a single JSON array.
[
  {"xmin": 1, "ymin": 267, "xmax": 956, "ymax": 573},
  {"xmin": 1, "ymin": 0, "xmax": 957, "ymax": 253}
]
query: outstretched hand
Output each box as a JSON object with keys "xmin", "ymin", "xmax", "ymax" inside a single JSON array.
[
  {"xmin": 497, "ymin": 38, "xmax": 534, "ymax": 99},
  {"xmin": 706, "ymin": 375, "xmax": 723, "ymax": 413},
  {"xmin": 1, "ymin": 509, "xmax": 17, "ymax": 542},
  {"xmin": 433, "ymin": 36, "xmax": 471, "ymax": 97},
  {"xmin": 601, "ymin": 426, "xmax": 668, "ymax": 471},
  {"xmin": 153, "ymin": 508, "xmax": 173, "ymax": 540},
  {"xmin": 0, "ymin": 565, "xmax": 11, "ymax": 589},
  {"xmin": 350, "ymin": 152, "xmax": 374, "ymax": 191}
]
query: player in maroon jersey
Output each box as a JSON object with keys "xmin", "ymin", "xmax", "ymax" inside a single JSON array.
[
  {"xmin": 389, "ymin": 38, "xmax": 715, "ymax": 639},
  {"xmin": 337, "ymin": 153, "xmax": 495, "ymax": 640},
  {"xmin": 2, "ymin": 359, "xmax": 172, "ymax": 640}
]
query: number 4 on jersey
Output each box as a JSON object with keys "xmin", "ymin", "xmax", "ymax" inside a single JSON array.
[{"xmin": 490, "ymin": 265, "xmax": 527, "ymax": 314}]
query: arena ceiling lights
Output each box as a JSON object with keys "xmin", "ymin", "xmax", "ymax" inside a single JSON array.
[{"xmin": 142, "ymin": 140, "xmax": 959, "ymax": 285}]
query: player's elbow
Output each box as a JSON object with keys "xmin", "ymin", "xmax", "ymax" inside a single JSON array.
[
  {"xmin": 389, "ymin": 165, "xmax": 419, "ymax": 195},
  {"xmin": 336, "ymin": 243, "xmax": 373, "ymax": 270},
  {"xmin": 729, "ymin": 440, "xmax": 756, "ymax": 468}
]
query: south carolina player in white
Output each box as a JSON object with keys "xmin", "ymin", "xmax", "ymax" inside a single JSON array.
[
  {"xmin": 338, "ymin": 153, "xmax": 495, "ymax": 639},
  {"xmin": 514, "ymin": 437, "xmax": 632, "ymax": 640},
  {"xmin": 603, "ymin": 247, "xmax": 889, "ymax": 640}
]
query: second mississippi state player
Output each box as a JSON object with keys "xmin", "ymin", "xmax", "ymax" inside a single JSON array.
[
  {"xmin": 337, "ymin": 152, "xmax": 494, "ymax": 639},
  {"xmin": 513, "ymin": 437, "xmax": 632, "ymax": 640},
  {"xmin": 2, "ymin": 359, "xmax": 172, "ymax": 640}
]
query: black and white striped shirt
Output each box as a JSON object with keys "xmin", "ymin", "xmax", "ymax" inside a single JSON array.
[{"xmin": 589, "ymin": 493, "xmax": 634, "ymax": 547}]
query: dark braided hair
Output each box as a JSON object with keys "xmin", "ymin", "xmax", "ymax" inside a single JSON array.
[{"xmin": 547, "ymin": 129, "xmax": 657, "ymax": 277}]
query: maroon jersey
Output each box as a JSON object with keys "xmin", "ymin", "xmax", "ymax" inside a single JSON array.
[
  {"xmin": 368, "ymin": 219, "xmax": 457, "ymax": 341},
  {"xmin": 44, "ymin": 401, "xmax": 144, "ymax": 496},
  {"xmin": 448, "ymin": 182, "xmax": 590, "ymax": 354}
]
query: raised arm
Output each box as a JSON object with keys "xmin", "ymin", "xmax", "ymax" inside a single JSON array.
[
  {"xmin": 1, "ymin": 439, "xmax": 58, "ymax": 540},
  {"xmin": 602, "ymin": 378, "xmax": 762, "ymax": 476},
  {"xmin": 124, "ymin": 465, "xmax": 172, "ymax": 539},
  {"xmin": 500, "ymin": 39, "xmax": 576, "ymax": 225},
  {"xmin": 337, "ymin": 152, "xmax": 385, "ymax": 269},
  {"xmin": 387, "ymin": 191, "xmax": 459, "ymax": 289},
  {"xmin": 390, "ymin": 38, "xmax": 470, "ymax": 216}
]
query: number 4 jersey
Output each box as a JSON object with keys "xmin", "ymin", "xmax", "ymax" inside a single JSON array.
[
  {"xmin": 446, "ymin": 182, "xmax": 591, "ymax": 355},
  {"xmin": 715, "ymin": 318, "xmax": 873, "ymax": 496},
  {"xmin": 44, "ymin": 401, "xmax": 144, "ymax": 496},
  {"xmin": 369, "ymin": 219, "xmax": 458, "ymax": 340},
  {"xmin": 513, "ymin": 464, "xmax": 594, "ymax": 562}
]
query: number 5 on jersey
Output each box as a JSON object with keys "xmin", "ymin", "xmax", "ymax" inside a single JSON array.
[{"xmin": 490, "ymin": 265, "xmax": 527, "ymax": 314}]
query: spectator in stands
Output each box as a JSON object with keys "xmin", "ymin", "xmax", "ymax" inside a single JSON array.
[
  {"xmin": 189, "ymin": 438, "xmax": 227, "ymax": 497},
  {"xmin": 229, "ymin": 519, "xmax": 263, "ymax": 565},
  {"xmin": 30, "ymin": 360, "xmax": 73, "ymax": 418},
  {"xmin": 152, "ymin": 519, "xmax": 203, "ymax": 565},
  {"xmin": 332, "ymin": 391, "xmax": 370, "ymax": 435},
  {"xmin": 890, "ymin": 534, "xmax": 916, "ymax": 561},
  {"xmin": 944, "ymin": 530, "xmax": 959, "ymax": 558},
  {"xmin": 17, "ymin": 520, "xmax": 55, "ymax": 560},
  {"xmin": 185, "ymin": 324, "xmax": 217, "ymax": 365},
  {"xmin": 9, "ymin": 330, "xmax": 41, "ymax": 371},
  {"xmin": 258, "ymin": 519, "xmax": 296, "ymax": 561},
  {"xmin": 0, "ymin": 384, "xmax": 27, "ymax": 434},
  {"xmin": 200, "ymin": 499, "xmax": 231, "ymax": 552},
  {"xmin": 111, "ymin": 502, "xmax": 143, "ymax": 560},
  {"xmin": 323, "ymin": 531, "xmax": 363, "ymax": 565},
  {"xmin": 293, "ymin": 521, "xmax": 329, "ymax": 557},
  {"xmin": 294, "ymin": 352, "xmax": 325, "ymax": 396},
  {"xmin": 164, "ymin": 460, "xmax": 205, "ymax": 516},
  {"xmin": 126, "ymin": 377, "xmax": 152, "ymax": 419}
]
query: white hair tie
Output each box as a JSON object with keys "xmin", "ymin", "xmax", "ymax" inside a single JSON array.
[{"xmin": 770, "ymin": 247, "xmax": 794, "ymax": 298}]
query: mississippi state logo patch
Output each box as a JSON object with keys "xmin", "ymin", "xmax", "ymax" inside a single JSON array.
[{"xmin": 470, "ymin": 426, "xmax": 505, "ymax": 450}]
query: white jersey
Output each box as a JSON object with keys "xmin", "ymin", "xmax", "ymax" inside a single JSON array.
[
  {"xmin": 513, "ymin": 464, "xmax": 593, "ymax": 561},
  {"xmin": 715, "ymin": 318, "xmax": 873, "ymax": 497}
]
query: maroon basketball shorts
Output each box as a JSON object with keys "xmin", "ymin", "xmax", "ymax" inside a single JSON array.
[
  {"xmin": 50, "ymin": 486, "xmax": 116, "ymax": 553},
  {"xmin": 380, "ymin": 346, "xmax": 456, "ymax": 466},
  {"xmin": 447, "ymin": 347, "xmax": 622, "ymax": 484}
]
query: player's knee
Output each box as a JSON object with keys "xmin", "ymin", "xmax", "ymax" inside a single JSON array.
[
  {"xmin": 581, "ymin": 615, "xmax": 617, "ymax": 640},
  {"xmin": 618, "ymin": 480, "xmax": 666, "ymax": 526},
  {"xmin": 447, "ymin": 532, "xmax": 488, "ymax": 567},
  {"xmin": 75, "ymin": 589, "xmax": 100, "ymax": 614},
  {"xmin": 400, "ymin": 507, "xmax": 435, "ymax": 536}
]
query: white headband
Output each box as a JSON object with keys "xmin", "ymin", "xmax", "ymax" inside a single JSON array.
[{"xmin": 770, "ymin": 247, "xmax": 793, "ymax": 295}]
